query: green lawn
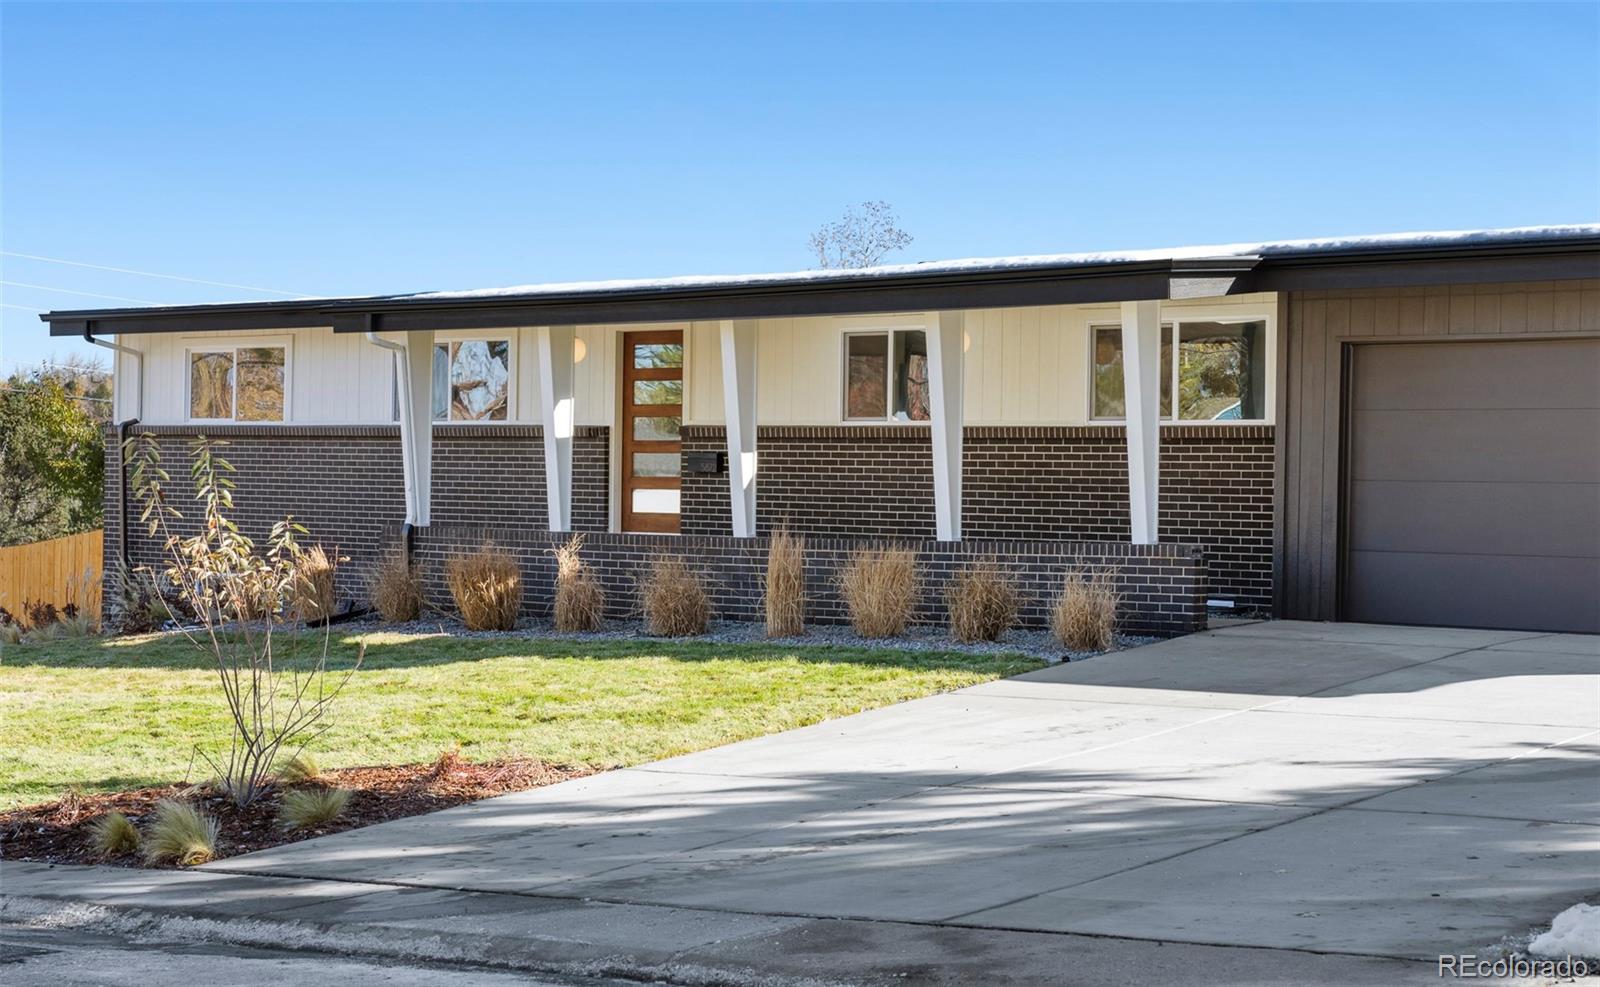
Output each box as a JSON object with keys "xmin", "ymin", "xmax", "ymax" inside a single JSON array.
[{"xmin": 0, "ymin": 629, "xmax": 1040, "ymax": 809}]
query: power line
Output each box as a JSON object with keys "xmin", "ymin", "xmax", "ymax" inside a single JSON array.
[
  {"xmin": 0, "ymin": 385, "xmax": 113, "ymax": 402},
  {"xmin": 2, "ymin": 281, "xmax": 164, "ymax": 305},
  {"xmin": 1, "ymin": 303, "xmax": 44, "ymax": 313},
  {"xmin": 1, "ymin": 251, "xmax": 307, "ymax": 297}
]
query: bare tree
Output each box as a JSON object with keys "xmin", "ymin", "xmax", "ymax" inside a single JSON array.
[
  {"xmin": 129, "ymin": 435, "xmax": 361, "ymax": 807},
  {"xmin": 808, "ymin": 201, "xmax": 914, "ymax": 269}
]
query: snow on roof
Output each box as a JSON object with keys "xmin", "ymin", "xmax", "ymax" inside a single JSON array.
[{"xmin": 395, "ymin": 224, "xmax": 1600, "ymax": 303}]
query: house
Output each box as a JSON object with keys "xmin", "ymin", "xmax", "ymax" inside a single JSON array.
[{"xmin": 41, "ymin": 225, "xmax": 1600, "ymax": 635}]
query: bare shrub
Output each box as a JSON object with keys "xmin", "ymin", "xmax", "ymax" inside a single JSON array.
[
  {"xmin": 277, "ymin": 751, "xmax": 321, "ymax": 785},
  {"xmin": 639, "ymin": 555, "xmax": 709, "ymax": 637},
  {"xmin": 445, "ymin": 543, "xmax": 522, "ymax": 631},
  {"xmin": 764, "ymin": 526, "xmax": 806, "ymax": 637},
  {"xmin": 1050, "ymin": 568, "xmax": 1120, "ymax": 652},
  {"xmin": 551, "ymin": 534, "xmax": 605, "ymax": 633},
  {"xmin": 367, "ymin": 548, "xmax": 422, "ymax": 623},
  {"xmin": 945, "ymin": 557, "xmax": 1021, "ymax": 643},
  {"xmin": 292, "ymin": 544, "xmax": 338, "ymax": 622},
  {"xmin": 88, "ymin": 811, "xmax": 141, "ymax": 856},
  {"xmin": 278, "ymin": 787, "xmax": 351, "ymax": 830},
  {"xmin": 142, "ymin": 799, "xmax": 218, "ymax": 866},
  {"xmin": 127, "ymin": 435, "xmax": 362, "ymax": 809},
  {"xmin": 838, "ymin": 545, "xmax": 919, "ymax": 638}
]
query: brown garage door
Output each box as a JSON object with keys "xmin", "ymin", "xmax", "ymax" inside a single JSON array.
[{"xmin": 1344, "ymin": 338, "xmax": 1600, "ymax": 632}]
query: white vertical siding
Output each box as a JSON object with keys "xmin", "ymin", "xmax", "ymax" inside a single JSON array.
[{"xmin": 113, "ymin": 293, "xmax": 1277, "ymax": 428}]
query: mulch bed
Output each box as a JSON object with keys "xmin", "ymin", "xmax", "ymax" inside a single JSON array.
[{"xmin": 0, "ymin": 755, "xmax": 593, "ymax": 868}]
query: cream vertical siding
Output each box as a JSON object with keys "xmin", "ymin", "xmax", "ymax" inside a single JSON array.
[{"xmin": 110, "ymin": 292, "xmax": 1277, "ymax": 427}]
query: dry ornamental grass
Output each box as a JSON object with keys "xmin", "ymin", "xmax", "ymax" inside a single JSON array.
[
  {"xmin": 764, "ymin": 527, "xmax": 806, "ymax": 637},
  {"xmin": 639, "ymin": 556, "xmax": 709, "ymax": 637},
  {"xmin": 292, "ymin": 545, "xmax": 338, "ymax": 622},
  {"xmin": 946, "ymin": 556, "xmax": 1021, "ymax": 643},
  {"xmin": 142, "ymin": 799, "xmax": 218, "ymax": 866},
  {"xmin": 446, "ymin": 543, "xmax": 522, "ymax": 631},
  {"xmin": 551, "ymin": 535, "xmax": 606, "ymax": 633},
  {"xmin": 1051, "ymin": 568, "xmax": 1120, "ymax": 651},
  {"xmin": 838, "ymin": 545, "xmax": 919, "ymax": 638},
  {"xmin": 367, "ymin": 549, "xmax": 423, "ymax": 623},
  {"xmin": 277, "ymin": 787, "xmax": 351, "ymax": 830}
]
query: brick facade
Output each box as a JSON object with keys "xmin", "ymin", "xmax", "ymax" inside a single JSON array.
[
  {"xmin": 682, "ymin": 425, "xmax": 1274, "ymax": 610},
  {"xmin": 103, "ymin": 425, "xmax": 609, "ymax": 609},
  {"xmin": 406, "ymin": 525, "xmax": 1208, "ymax": 637}
]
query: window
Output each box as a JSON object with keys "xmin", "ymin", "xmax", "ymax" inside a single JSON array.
[
  {"xmin": 1092, "ymin": 325, "xmax": 1172, "ymax": 420},
  {"xmin": 843, "ymin": 330, "xmax": 929, "ymax": 422},
  {"xmin": 1091, "ymin": 319, "xmax": 1267, "ymax": 422},
  {"xmin": 433, "ymin": 339, "xmax": 510, "ymax": 421},
  {"xmin": 188, "ymin": 346, "xmax": 286, "ymax": 421}
]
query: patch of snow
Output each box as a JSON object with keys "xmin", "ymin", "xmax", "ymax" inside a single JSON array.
[
  {"xmin": 399, "ymin": 223, "xmax": 1600, "ymax": 302},
  {"xmin": 1530, "ymin": 902, "xmax": 1600, "ymax": 960}
]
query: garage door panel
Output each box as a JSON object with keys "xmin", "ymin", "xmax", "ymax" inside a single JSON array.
[
  {"xmin": 1345, "ymin": 338, "xmax": 1600, "ymax": 632},
  {"xmin": 1350, "ymin": 409, "xmax": 1600, "ymax": 484},
  {"xmin": 1353, "ymin": 339, "xmax": 1600, "ymax": 411},
  {"xmin": 1346, "ymin": 551, "xmax": 1600, "ymax": 633},
  {"xmin": 1348, "ymin": 480, "xmax": 1600, "ymax": 557}
]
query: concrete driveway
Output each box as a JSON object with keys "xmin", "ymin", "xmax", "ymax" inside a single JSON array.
[{"xmin": 205, "ymin": 621, "xmax": 1599, "ymax": 962}]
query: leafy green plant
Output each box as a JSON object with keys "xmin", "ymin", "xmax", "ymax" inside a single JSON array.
[
  {"xmin": 142, "ymin": 799, "xmax": 218, "ymax": 866},
  {"xmin": 127, "ymin": 435, "xmax": 362, "ymax": 808},
  {"xmin": 87, "ymin": 811, "xmax": 141, "ymax": 856},
  {"xmin": 277, "ymin": 787, "xmax": 351, "ymax": 830}
]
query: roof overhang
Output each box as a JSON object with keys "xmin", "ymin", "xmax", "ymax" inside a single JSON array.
[{"xmin": 42, "ymin": 231, "xmax": 1600, "ymax": 337}]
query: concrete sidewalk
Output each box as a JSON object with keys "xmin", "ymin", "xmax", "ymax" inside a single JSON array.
[
  {"xmin": 1, "ymin": 862, "xmax": 1441, "ymax": 985},
  {"xmin": 6, "ymin": 621, "xmax": 1595, "ymax": 984}
]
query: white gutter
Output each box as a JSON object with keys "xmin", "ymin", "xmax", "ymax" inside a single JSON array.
[
  {"xmin": 365, "ymin": 330, "xmax": 420, "ymax": 526},
  {"xmin": 82, "ymin": 330, "xmax": 143, "ymax": 420}
]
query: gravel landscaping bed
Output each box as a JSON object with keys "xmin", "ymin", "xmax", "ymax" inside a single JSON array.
[{"xmin": 370, "ymin": 614, "xmax": 1155, "ymax": 663}]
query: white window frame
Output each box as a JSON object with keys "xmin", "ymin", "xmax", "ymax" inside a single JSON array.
[
  {"xmin": 840, "ymin": 328, "xmax": 930, "ymax": 424},
  {"xmin": 184, "ymin": 339, "xmax": 292, "ymax": 424},
  {"xmin": 433, "ymin": 336, "xmax": 516, "ymax": 424},
  {"xmin": 1087, "ymin": 315, "xmax": 1273, "ymax": 425}
]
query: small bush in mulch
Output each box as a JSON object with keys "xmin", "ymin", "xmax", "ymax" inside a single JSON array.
[{"xmin": 0, "ymin": 756, "xmax": 591, "ymax": 868}]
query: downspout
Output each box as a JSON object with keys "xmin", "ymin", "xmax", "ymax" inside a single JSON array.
[
  {"xmin": 83, "ymin": 329, "xmax": 142, "ymax": 573},
  {"xmin": 364, "ymin": 330, "xmax": 418, "ymax": 560}
]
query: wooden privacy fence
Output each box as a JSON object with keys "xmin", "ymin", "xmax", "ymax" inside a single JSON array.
[{"xmin": 0, "ymin": 529, "xmax": 103, "ymax": 622}]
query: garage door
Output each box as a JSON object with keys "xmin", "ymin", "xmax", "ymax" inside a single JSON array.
[{"xmin": 1344, "ymin": 338, "xmax": 1600, "ymax": 632}]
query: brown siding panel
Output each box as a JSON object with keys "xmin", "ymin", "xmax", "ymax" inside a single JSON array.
[{"xmin": 1279, "ymin": 277, "xmax": 1600, "ymax": 620}]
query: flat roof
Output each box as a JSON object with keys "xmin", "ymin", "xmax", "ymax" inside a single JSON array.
[{"xmin": 42, "ymin": 223, "xmax": 1600, "ymax": 336}]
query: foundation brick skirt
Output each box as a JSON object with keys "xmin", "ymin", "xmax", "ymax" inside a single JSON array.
[
  {"xmin": 405, "ymin": 526, "xmax": 1208, "ymax": 637},
  {"xmin": 682, "ymin": 424, "xmax": 1271, "ymax": 611}
]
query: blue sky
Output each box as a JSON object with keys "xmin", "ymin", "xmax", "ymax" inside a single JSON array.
[{"xmin": 3, "ymin": 1, "xmax": 1596, "ymax": 373}]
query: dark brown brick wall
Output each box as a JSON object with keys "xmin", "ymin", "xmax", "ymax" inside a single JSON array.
[
  {"xmin": 682, "ymin": 425, "xmax": 1274, "ymax": 610},
  {"xmin": 406, "ymin": 525, "xmax": 1208, "ymax": 637},
  {"xmin": 102, "ymin": 425, "xmax": 609, "ymax": 614}
]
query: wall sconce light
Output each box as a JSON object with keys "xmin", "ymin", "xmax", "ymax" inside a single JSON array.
[{"xmin": 573, "ymin": 338, "xmax": 588, "ymax": 363}]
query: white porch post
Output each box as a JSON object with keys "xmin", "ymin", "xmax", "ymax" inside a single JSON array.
[
  {"xmin": 400, "ymin": 330, "xmax": 435, "ymax": 525},
  {"xmin": 720, "ymin": 319, "xmax": 758, "ymax": 537},
  {"xmin": 926, "ymin": 311, "xmax": 964, "ymax": 541},
  {"xmin": 1120, "ymin": 300, "xmax": 1161, "ymax": 544},
  {"xmin": 537, "ymin": 325, "xmax": 577, "ymax": 531}
]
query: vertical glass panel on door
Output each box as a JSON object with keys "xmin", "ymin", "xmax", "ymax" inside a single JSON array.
[
  {"xmin": 1177, "ymin": 321, "xmax": 1265, "ymax": 421},
  {"xmin": 631, "ymin": 488, "xmax": 681, "ymax": 514},
  {"xmin": 633, "ymin": 343, "xmax": 683, "ymax": 369},
  {"xmin": 632, "ymin": 453, "xmax": 681, "ymax": 477},
  {"xmin": 190, "ymin": 352, "xmax": 234, "ymax": 420},
  {"xmin": 845, "ymin": 334, "xmax": 888, "ymax": 419},
  {"xmin": 235, "ymin": 347, "xmax": 286, "ymax": 421},
  {"xmin": 633, "ymin": 379, "xmax": 683, "ymax": 405},
  {"xmin": 633, "ymin": 416, "xmax": 681, "ymax": 441}
]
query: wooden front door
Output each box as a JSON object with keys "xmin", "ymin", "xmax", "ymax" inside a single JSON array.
[{"xmin": 620, "ymin": 330, "xmax": 684, "ymax": 533}]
